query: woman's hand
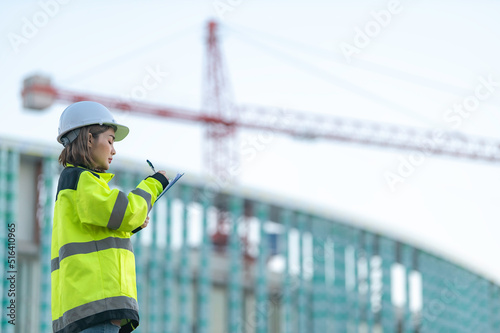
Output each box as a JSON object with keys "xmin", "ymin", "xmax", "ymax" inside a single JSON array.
[
  {"xmin": 141, "ymin": 216, "xmax": 150, "ymax": 229},
  {"xmin": 158, "ymin": 170, "xmax": 168, "ymax": 180}
]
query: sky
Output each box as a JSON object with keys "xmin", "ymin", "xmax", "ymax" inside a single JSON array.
[{"xmin": 1, "ymin": 0, "xmax": 500, "ymax": 283}]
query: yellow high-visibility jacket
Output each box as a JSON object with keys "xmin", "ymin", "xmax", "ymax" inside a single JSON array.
[{"xmin": 51, "ymin": 165, "xmax": 168, "ymax": 333}]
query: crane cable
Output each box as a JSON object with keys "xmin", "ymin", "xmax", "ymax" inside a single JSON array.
[
  {"xmin": 222, "ymin": 23, "xmax": 452, "ymax": 127},
  {"xmin": 223, "ymin": 22, "xmax": 469, "ymax": 96},
  {"xmin": 59, "ymin": 23, "xmax": 202, "ymax": 85}
]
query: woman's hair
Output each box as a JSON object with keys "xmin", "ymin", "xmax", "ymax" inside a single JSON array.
[{"xmin": 58, "ymin": 124, "xmax": 114, "ymax": 170}]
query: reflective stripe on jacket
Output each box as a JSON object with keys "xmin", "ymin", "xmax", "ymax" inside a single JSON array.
[{"xmin": 51, "ymin": 165, "xmax": 168, "ymax": 333}]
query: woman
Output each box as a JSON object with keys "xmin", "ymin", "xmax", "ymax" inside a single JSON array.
[{"xmin": 51, "ymin": 101, "xmax": 169, "ymax": 333}]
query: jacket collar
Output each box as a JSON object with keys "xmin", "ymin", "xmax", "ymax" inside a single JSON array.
[{"xmin": 66, "ymin": 164, "xmax": 115, "ymax": 182}]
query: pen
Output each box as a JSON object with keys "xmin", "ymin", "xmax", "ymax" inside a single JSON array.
[{"xmin": 146, "ymin": 159, "xmax": 156, "ymax": 173}]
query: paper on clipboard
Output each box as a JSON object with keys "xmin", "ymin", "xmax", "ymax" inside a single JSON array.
[{"xmin": 155, "ymin": 172, "xmax": 184, "ymax": 202}]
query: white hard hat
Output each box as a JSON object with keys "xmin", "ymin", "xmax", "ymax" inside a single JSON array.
[{"xmin": 57, "ymin": 101, "xmax": 129, "ymax": 146}]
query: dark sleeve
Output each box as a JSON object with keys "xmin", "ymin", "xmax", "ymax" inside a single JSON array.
[{"xmin": 147, "ymin": 172, "xmax": 169, "ymax": 190}]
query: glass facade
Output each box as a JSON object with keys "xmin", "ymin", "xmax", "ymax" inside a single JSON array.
[{"xmin": 0, "ymin": 143, "xmax": 499, "ymax": 333}]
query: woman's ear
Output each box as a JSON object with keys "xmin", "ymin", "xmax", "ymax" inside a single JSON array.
[{"xmin": 88, "ymin": 132, "xmax": 93, "ymax": 147}]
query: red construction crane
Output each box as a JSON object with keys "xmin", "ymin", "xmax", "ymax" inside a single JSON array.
[
  {"xmin": 21, "ymin": 21, "xmax": 500, "ymax": 174},
  {"xmin": 21, "ymin": 74, "xmax": 500, "ymax": 169},
  {"xmin": 21, "ymin": 20, "xmax": 500, "ymax": 260}
]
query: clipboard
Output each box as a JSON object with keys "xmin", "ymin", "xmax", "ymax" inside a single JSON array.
[{"xmin": 155, "ymin": 172, "xmax": 184, "ymax": 202}]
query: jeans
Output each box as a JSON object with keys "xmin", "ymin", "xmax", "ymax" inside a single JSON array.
[{"xmin": 80, "ymin": 321, "xmax": 120, "ymax": 333}]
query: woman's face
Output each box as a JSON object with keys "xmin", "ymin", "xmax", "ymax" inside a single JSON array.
[{"xmin": 89, "ymin": 128, "xmax": 116, "ymax": 171}]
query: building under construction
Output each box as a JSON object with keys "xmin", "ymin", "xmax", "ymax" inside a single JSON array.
[{"xmin": 1, "ymin": 136, "xmax": 500, "ymax": 333}]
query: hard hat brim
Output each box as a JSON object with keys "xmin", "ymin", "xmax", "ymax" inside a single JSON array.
[
  {"xmin": 57, "ymin": 122, "xmax": 129, "ymax": 144},
  {"xmin": 113, "ymin": 123, "xmax": 129, "ymax": 142}
]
